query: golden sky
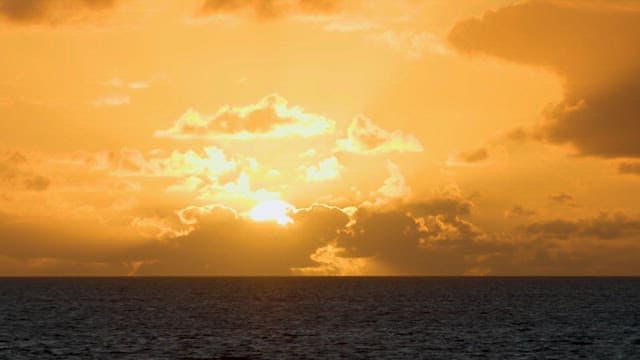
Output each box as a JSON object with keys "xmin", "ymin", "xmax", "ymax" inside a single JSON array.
[{"xmin": 1, "ymin": 0, "xmax": 640, "ymax": 275}]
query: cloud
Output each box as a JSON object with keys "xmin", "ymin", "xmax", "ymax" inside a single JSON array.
[
  {"xmin": 130, "ymin": 216, "xmax": 189, "ymax": 241},
  {"xmin": 80, "ymin": 147, "xmax": 259, "ymax": 206},
  {"xmin": 331, "ymin": 203, "xmax": 640, "ymax": 275},
  {"xmin": 290, "ymin": 241, "xmax": 368, "ymax": 275},
  {"xmin": 102, "ymin": 77, "xmax": 150, "ymax": 90},
  {"xmin": 196, "ymin": 172, "xmax": 281, "ymax": 208},
  {"xmin": 2, "ymin": 183, "xmax": 640, "ymax": 275},
  {"xmin": 2, "ymin": 146, "xmax": 640, "ymax": 276},
  {"xmin": 80, "ymin": 147, "xmax": 262, "ymax": 208},
  {"xmin": 335, "ymin": 115, "xmax": 423, "ymax": 154},
  {"xmin": 505, "ymin": 205, "xmax": 537, "ymax": 218},
  {"xmin": 93, "ymin": 95, "xmax": 130, "ymax": 107},
  {"xmin": 177, "ymin": 203, "xmax": 239, "ymax": 226},
  {"xmin": 197, "ymin": 0, "xmax": 344, "ymax": 20},
  {"xmin": 22, "ymin": 175, "xmax": 50, "ymax": 191},
  {"xmin": 457, "ymin": 148, "xmax": 488, "ymax": 163},
  {"xmin": 619, "ymin": 161, "xmax": 640, "ymax": 175},
  {"xmin": 305, "ymin": 156, "xmax": 340, "ymax": 182},
  {"xmin": 323, "ymin": 18, "xmax": 378, "ymax": 32},
  {"xmin": 165, "ymin": 176, "xmax": 204, "ymax": 193},
  {"xmin": 334, "ymin": 197, "xmax": 485, "ymax": 274},
  {"xmin": 299, "ymin": 148, "xmax": 317, "ymax": 158},
  {"xmin": 448, "ymin": 0, "xmax": 640, "ymax": 158},
  {"xmin": 549, "ymin": 192, "xmax": 574, "ymax": 204},
  {"xmin": 156, "ymin": 94, "xmax": 334, "ymax": 140},
  {"xmin": 0, "ymin": 150, "xmax": 50, "ymax": 192},
  {"xmin": 524, "ymin": 212, "xmax": 640, "ymax": 240},
  {"xmin": 370, "ymin": 30, "xmax": 449, "ymax": 59},
  {"xmin": 0, "ymin": 0, "xmax": 117, "ymax": 25},
  {"xmin": 366, "ymin": 160, "xmax": 411, "ymax": 207},
  {"xmin": 407, "ymin": 196, "xmax": 474, "ymax": 219},
  {"xmin": 127, "ymin": 203, "xmax": 355, "ymax": 275},
  {"xmin": 151, "ymin": 196, "xmax": 488, "ymax": 276},
  {"xmin": 447, "ymin": 147, "xmax": 490, "ymax": 167},
  {"xmin": 97, "ymin": 147, "xmax": 237, "ymax": 179}
]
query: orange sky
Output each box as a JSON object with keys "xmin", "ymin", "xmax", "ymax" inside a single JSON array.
[{"xmin": 1, "ymin": 0, "xmax": 640, "ymax": 275}]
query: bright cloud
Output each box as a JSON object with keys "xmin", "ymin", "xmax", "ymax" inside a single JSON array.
[
  {"xmin": 155, "ymin": 94, "xmax": 335, "ymax": 140},
  {"xmin": 335, "ymin": 115, "xmax": 423, "ymax": 154},
  {"xmin": 364, "ymin": 160, "xmax": 412, "ymax": 208},
  {"xmin": 111, "ymin": 147, "xmax": 237, "ymax": 179},
  {"xmin": 305, "ymin": 156, "xmax": 341, "ymax": 182},
  {"xmin": 247, "ymin": 199, "xmax": 295, "ymax": 225},
  {"xmin": 197, "ymin": 172, "xmax": 280, "ymax": 208},
  {"xmin": 291, "ymin": 242, "xmax": 369, "ymax": 275}
]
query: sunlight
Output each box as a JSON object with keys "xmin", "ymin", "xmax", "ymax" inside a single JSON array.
[{"xmin": 248, "ymin": 200, "xmax": 295, "ymax": 225}]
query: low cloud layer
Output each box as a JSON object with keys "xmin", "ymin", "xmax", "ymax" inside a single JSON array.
[
  {"xmin": 2, "ymin": 181, "xmax": 640, "ymax": 275},
  {"xmin": 449, "ymin": 0, "xmax": 640, "ymax": 158}
]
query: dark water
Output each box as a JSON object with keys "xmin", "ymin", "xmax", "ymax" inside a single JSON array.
[{"xmin": 0, "ymin": 277, "xmax": 639, "ymax": 359}]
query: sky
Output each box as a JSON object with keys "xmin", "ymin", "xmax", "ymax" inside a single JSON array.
[{"xmin": 1, "ymin": 0, "xmax": 640, "ymax": 276}]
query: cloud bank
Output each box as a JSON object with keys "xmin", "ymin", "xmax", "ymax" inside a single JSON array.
[{"xmin": 449, "ymin": 0, "xmax": 640, "ymax": 158}]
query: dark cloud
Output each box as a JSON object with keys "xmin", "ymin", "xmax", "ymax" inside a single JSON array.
[
  {"xmin": 0, "ymin": 150, "xmax": 50, "ymax": 192},
  {"xmin": 407, "ymin": 197, "xmax": 473, "ymax": 218},
  {"xmin": 23, "ymin": 175, "xmax": 50, "ymax": 191},
  {"xmin": 0, "ymin": 0, "xmax": 117, "ymax": 24},
  {"xmin": 0, "ymin": 195, "xmax": 480, "ymax": 275},
  {"xmin": 448, "ymin": 0, "xmax": 640, "ymax": 158},
  {"xmin": 619, "ymin": 161, "xmax": 640, "ymax": 175},
  {"xmin": 335, "ymin": 202, "xmax": 640, "ymax": 274},
  {"xmin": 525, "ymin": 212, "xmax": 640, "ymax": 240},
  {"xmin": 549, "ymin": 192, "xmax": 573, "ymax": 203},
  {"xmin": 505, "ymin": 205, "xmax": 536, "ymax": 218},
  {"xmin": 198, "ymin": 0, "xmax": 342, "ymax": 19},
  {"xmin": 129, "ymin": 204, "xmax": 352, "ymax": 275},
  {"xmin": 335, "ymin": 197, "xmax": 489, "ymax": 274},
  {"xmin": 524, "ymin": 219, "xmax": 579, "ymax": 240},
  {"xmin": 0, "ymin": 195, "xmax": 481, "ymax": 275},
  {"xmin": 454, "ymin": 147, "xmax": 489, "ymax": 163},
  {"xmin": 2, "ymin": 196, "xmax": 640, "ymax": 275}
]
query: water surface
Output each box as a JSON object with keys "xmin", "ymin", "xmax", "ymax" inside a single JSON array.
[{"xmin": 1, "ymin": 277, "xmax": 639, "ymax": 359}]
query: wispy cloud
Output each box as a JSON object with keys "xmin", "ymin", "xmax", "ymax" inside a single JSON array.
[{"xmin": 93, "ymin": 95, "xmax": 130, "ymax": 107}]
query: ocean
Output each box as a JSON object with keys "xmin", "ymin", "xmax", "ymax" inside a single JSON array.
[{"xmin": 1, "ymin": 277, "xmax": 639, "ymax": 359}]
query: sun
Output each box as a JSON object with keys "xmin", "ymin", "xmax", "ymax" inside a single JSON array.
[{"xmin": 248, "ymin": 200, "xmax": 295, "ymax": 225}]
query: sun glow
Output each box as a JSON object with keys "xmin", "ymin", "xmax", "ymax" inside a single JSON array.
[{"xmin": 248, "ymin": 200, "xmax": 295, "ymax": 225}]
